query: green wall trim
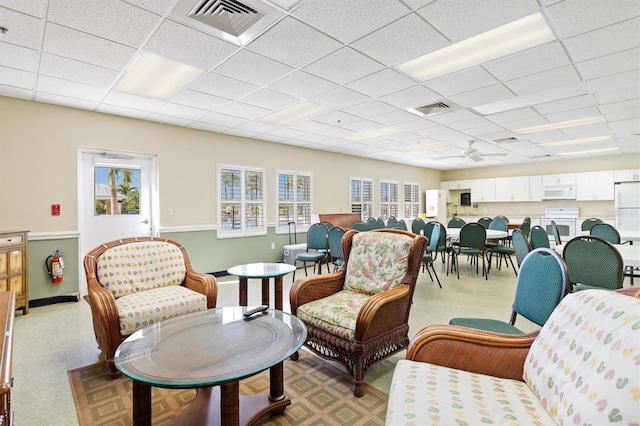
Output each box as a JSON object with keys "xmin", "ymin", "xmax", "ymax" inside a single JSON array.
[{"xmin": 28, "ymin": 239, "xmax": 79, "ymax": 301}]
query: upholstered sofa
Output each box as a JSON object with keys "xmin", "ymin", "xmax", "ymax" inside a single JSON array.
[
  {"xmin": 386, "ymin": 288, "xmax": 640, "ymax": 425},
  {"xmin": 83, "ymin": 237, "xmax": 217, "ymax": 377}
]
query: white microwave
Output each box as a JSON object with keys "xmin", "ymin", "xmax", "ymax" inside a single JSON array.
[{"xmin": 542, "ymin": 184, "xmax": 576, "ymax": 200}]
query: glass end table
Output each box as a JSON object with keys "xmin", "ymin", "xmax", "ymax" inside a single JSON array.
[{"xmin": 227, "ymin": 263, "xmax": 296, "ymax": 310}]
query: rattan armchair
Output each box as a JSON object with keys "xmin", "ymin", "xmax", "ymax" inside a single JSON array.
[
  {"xmin": 289, "ymin": 229, "xmax": 427, "ymax": 397},
  {"xmin": 83, "ymin": 236, "xmax": 218, "ymax": 377}
]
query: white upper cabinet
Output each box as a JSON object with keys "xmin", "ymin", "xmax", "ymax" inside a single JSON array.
[
  {"xmin": 448, "ymin": 180, "xmax": 471, "ymax": 190},
  {"xmin": 440, "ymin": 181, "xmax": 449, "ymax": 191},
  {"xmin": 529, "ymin": 175, "xmax": 543, "ymax": 201},
  {"xmin": 471, "ymin": 178, "xmax": 496, "ymax": 202},
  {"xmin": 542, "ymin": 173, "xmax": 576, "ymax": 186},
  {"xmin": 576, "ymin": 171, "xmax": 614, "ymax": 201},
  {"xmin": 494, "ymin": 176, "xmax": 530, "ymax": 202},
  {"xmin": 614, "ymin": 169, "xmax": 640, "ymax": 182}
]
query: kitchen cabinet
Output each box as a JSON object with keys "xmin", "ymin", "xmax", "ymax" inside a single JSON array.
[
  {"xmin": 448, "ymin": 180, "xmax": 471, "ymax": 190},
  {"xmin": 529, "ymin": 175, "xmax": 543, "ymax": 201},
  {"xmin": 576, "ymin": 171, "xmax": 614, "ymax": 201},
  {"xmin": 614, "ymin": 169, "xmax": 640, "ymax": 182},
  {"xmin": 439, "ymin": 181, "xmax": 448, "ymax": 191},
  {"xmin": 495, "ymin": 176, "xmax": 530, "ymax": 202},
  {"xmin": 0, "ymin": 231, "xmax": 28, "ymax": 314},
  {"xmin": 542, "ymin": 173, "xmax": 576, "ymax": 186},
  {"xmin": 470, "ymin": 178, "xmax": 496, "ymax": 202}
]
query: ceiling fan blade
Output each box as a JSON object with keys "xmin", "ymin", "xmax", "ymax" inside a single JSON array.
[
  {"xmin": 438, "ymin": 154, "xmax": 466, "ymax": 160},
  {"xmin": 469, "ymin": 155, "xmax": 484, "ymax": 162}
]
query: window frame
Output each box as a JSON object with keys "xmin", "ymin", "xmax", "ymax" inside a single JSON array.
[
  {"xmin": 379, "ymin": 179, "xmax": 399, "ymax": 220},
  {"xmin": 350, "ymin": 177, "xmax": 374, "ymax": 220},
  {"xmin": 217, "ymin": 163, "xmax": 267, "ymax": 239},
  {"xmin": 403, "ymin": 181, "xmax": 421, "ymax": 219},
  {"xmin": 275, "ymin": 170, "xmax": 313, "ymax": 235}
]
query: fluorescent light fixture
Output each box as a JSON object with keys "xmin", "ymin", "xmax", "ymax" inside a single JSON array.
[
  {"xmin": 406, "ymin": 108, "xmax": 427, "ymax": 117},
  {"xmin": 558, "ymin": 147, "xmax": 618, "ymax": 156},
  {"xmin": 343, "ymin": 127, "xmax": 401, "ymax": 141},
  {"xmin": 400, "ymin": 142, "xmax": 446, "ymax": 151},
  {"xmin": 115, "ymin": 52, "xmax": 203, "ymax": 100},
  {"xmin": 513, "ymin": 116, "xmax": 604, "ymax": 134},
  {"xmin": 261, "ymin": 102, "xmax": 330, "ymax": 126},
  {"xmin": 473, "ymin": 84, "xmax": 586, "ymax": 115},
  {"xmin": 396, "ymin": 12, "xmax": 555, "ymax": 81},
  {"xmin": 539, "ymin": 135, "xmax": 613, "ymax": 147}
]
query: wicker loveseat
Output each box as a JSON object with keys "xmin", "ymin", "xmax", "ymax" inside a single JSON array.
[
  {"xmin": 83, "ymin": 237, "xmax": 218, "ymax": 377},
  {"xmin": 386, "ymin": 287, "xmax": 640, "ymax": 425}
]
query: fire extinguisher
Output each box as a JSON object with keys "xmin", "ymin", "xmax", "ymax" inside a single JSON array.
[{"xmin": 45, "ymin": 250, "xmax": 64, "ymax": 284}]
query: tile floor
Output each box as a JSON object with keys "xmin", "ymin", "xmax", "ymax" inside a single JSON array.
[{"xmin": 12, "ymin": 256, "xmax": 549, "ymax": 425}]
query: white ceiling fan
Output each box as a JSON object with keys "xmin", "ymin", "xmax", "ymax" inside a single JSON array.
[{"xmin": 439, "ymin": 140, "xmax": 508, "ymax": 162}]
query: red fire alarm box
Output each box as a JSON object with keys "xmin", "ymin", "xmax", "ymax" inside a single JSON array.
[{"xmin": 51, "ymin": 204, "xmax": 61, "ymax": 216}]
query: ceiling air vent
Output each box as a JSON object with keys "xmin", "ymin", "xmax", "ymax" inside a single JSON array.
[
  {"xmin": 411, "ymin": 99, "xmax": 462, "ymax": 117},
  {"xmin": 493, "ymin": 137, "xmax": 519, "ymax": 144}
]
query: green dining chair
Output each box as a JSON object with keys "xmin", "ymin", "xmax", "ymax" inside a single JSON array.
[
  {"xmin": 581, "ymin": 218, "xmax": 603, "ymax": 231},
  {"xmin": 422, "ymin": 223, "xmax": 443, "ymax": 288},
  {"xmin": 449, "ymin": 223, "xmax": 487, "ymax": 280},
  {"xmin": 488, "ymin": 217, "xmax": 516, "ymax": 276},
  {"xmin": 411, "ymin": 218, "xmax": 426, "ymax": 235},
  {"xmin": 550, "ymin": 220, "xmax": 562, "ymax": 246},
  {"xmin": 447, "ymin": 217, "xmax": 466, "ymax": 228},
  {"xmin": 293, "ymin": 223, "xmax": 329, "ymax": 280},
  {"xmin": 590, "ymin": 223, "xmax": 621, "ymax": 244},
  {"xmin": 512, "ymin": 229, "xmax": 532, "ymax": 268},
  {"xmin": 366, "ymin": 217, "xmax": 379, "ymax": 230},
  {"xmin": 477, "ymin": 217, "xmax": 493, "ymax": 229},
  {"xmin": 562, "ymin": 235, "xmax": 623, "ymax": 292},
  {"xmin": 328, "ymin": 226, "xmax": 346, "ymax": 272},
  {"xmin": 529, "ymin": 225, "xmax": 550, "ymax": 249},
  {"xmin": 350, "ymin": 221, "xmax": 370, "ymax": 232},
  {"xmin": 519, "ymin": 217, "xmax": 531, "ymax": 238}
]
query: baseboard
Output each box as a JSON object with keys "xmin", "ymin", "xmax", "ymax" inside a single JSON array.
[{"xmin": 29, "ymin": 294, "xmax": 80, "ymax": 308}]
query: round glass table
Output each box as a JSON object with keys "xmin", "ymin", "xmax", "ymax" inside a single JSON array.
[
  {"xmin": 115, "ymin": 307, "xmax": 307, "ymax": 426},
  {"xmin": 227, "ymin": 263, "xmax": 296, "ymax": 310}
]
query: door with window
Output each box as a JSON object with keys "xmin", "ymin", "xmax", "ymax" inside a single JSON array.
[{"xmin": 79, "ymin": 150, "xmax": 157, "ymax": 296}]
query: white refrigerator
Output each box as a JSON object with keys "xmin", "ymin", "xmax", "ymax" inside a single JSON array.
[
  {"xmin": 615, "ymin": 182, "xmax": 640, "ymax": 232},
  {"xmin": 425, "ymin": 189, "xmax": 447, "ymax": 225}
]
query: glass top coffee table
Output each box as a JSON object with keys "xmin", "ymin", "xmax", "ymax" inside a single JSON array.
[
  {"xmin": 227, "ymin": 263, "xmax": 296, "ymax": 310},
  {"xmin": 115, "ymin": 307, "xmax": 307, "ymax": 426}
]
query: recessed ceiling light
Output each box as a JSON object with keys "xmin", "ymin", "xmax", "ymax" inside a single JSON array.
[
  {"xmin": 261, "ymin": 101, "xmax": 330, "ymax": 126},
  {"xmin": 343, "ymin": 127, "xmax": 401, "ymax": 141},
  {"xmin": 513, "ymin": 116, "xmax": 603, "ymax": 134},
  {"xmin": 396, "ymin": 12, "xmax": 555, "ymax": 81},
  {"xmin": 558, "ymin": 147, "xmax": 618, "ymax": 156},
  {"xmin": 539, "ymin": 135, "xmax": 613, "ymax": 147},
  {"xmin": 115, "ymin": 52, "xmax": 203, "ymax": 100}
]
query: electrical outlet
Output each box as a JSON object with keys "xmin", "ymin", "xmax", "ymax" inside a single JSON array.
[{"xmin": 271, "ymin": 243, "xmax": 275, "ymax": 249}]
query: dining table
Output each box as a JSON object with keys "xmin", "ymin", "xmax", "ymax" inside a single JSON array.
[
  {"xmin": 554, "ymin": 242, "xmax": 640, "ymax": 268},
  {"xmin": 446, "ymin": 228, "xmax": 509, "ymax": 240}
]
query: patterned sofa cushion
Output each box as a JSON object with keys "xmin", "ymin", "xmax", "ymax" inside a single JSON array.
[
  {"xmin": 386, "ymin": 360, "xmax": 555, "ymax": 425},
  {"xmin": 296, "ymin": 290, "xmax": 370, "ymax": 341},
  {"xmin": 523, "ymin": 289, "xmax": 639, "ymax": 425},
  {"xmin": 96, "ymin": 241, "xmax": 187, "ymax": 298},
  {"xmin": 344, "ymin": 231, "xmax": 411, "ymax": 295},
  {"xmin": 116, "ymin": 285, "xmax": 207, "ymax": 335}
]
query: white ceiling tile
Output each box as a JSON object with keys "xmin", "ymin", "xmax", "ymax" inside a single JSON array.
[
  {"xmin": 485, "ymin": 108, "xmax": 540, "ymax": 124},
  {"xmin": 0, "ymin": 83, "xmax": 32, "ymax": 99},
  {"xmin": 558, "ymin": 122, "xmax": 611, "ymax": 137},
  {"xmin": 0, "ymin": 66, "xmax": 34, "ymax": 89},
  {"xmin": 0, "ymin": 6, "xmax": 44, "ymax": 49},
  {"xmin": 396, "ymin": 118, "xmax": 441, "ymax": 132},
  {"xmin": 534, "ymin": 94, "xmax": 597, "ymax": 115},
  {"xmin": 155, "ymin": 103, "xmax": 210, "ymax": 121},
  {"xmin": 352, "ymin": 13, "xmax": 449, "ymax": 65},
  {"xmin": 199, "ymin": 112, "xmax": 247, "ymax": 127},
  {"xmin": 235, "ymin": 121, "xmax": 281, "ymax": 134},
  {"xmin": 342, "ymin": 100, "xmax": 398, "ymax": 119},
  {"xmin": 609, "ymin": 118, "xmax": 640, "ymax": 135},
  {"xmin": 309, "ymin": 87, "xmax": 369, "ymax": 110},
  {"xmin": 483, "ymin": 42, "xmax": 572, "ymax": 81},
  {"xmin": 427, "ymin": 109, "xmax": 483, "ymax": 125},
  {"xmin": 224, "ymin": 128, "xmax": 260, "ymax": 138},
  {"xmin": 424, "ymin": 67, "xmax": 499, "ymax": 97},
  {"xmin": 303, "ymin": 47, "xmax": 385, "ymax": 85},
  {"xmin": 47, "ymin": 0, "xmax": 160, "ymax": 47},
  {"xmin": 146, "ymin": 113, "xmax": 193, "ymax": 127},
  {"xmin": 268, "ymin": 71, "xmax": 336, "ymax": 99},
  {"xmin": 585, "ymin": 69, "xmax": 640, "ymax": 94},
  {"xmin": 36, "ymin": 75, "xmax": 107, "ymax": 102},
  {"xmin": 371, "ymin": 110, "xmax": 422, "ymax": 126},
  {"xmin": 43, "ymin": 23, "xmax": 136, "ymax": 70},
  {"xmin": 593, "ymin": 86, "xmax": 640, "ymax": 105},
  {"xmin": 347, "ymin": 69, "xmax": 416, "ymax": 98},
  {"xmin": 145, "ymin": 20, "xmax": 238, "ymax": 70},
  {"xmin": 188, "ymin": 121, "xmax": 228, "ymax": 133},
  {"xmin": 446, "ymin": 117, "xmax": 493, "ymax": 131},
  {"xmin": 504, "ymin": 65, "xmax": 581, "ymax": 96},
  {"xmin": 170, "ymin": 89, "xmax": 232, "ymax": 111},
  {"xmin": 267, "ymin": 127, "xmax": 307, "ymax": 139},
  {"xmin": 599, "ymin": 99, "xmax": 640, "ymax": 122},
  {"xmin": 0, "ymin": 0, "xmax": 48, "ymax": 17},
  {"xmin": 316, "ymin": 126, "xmax": 354, "ymax": 138},
  {"xmin": 293, "ymin": 0, "xmax": 409, "ymax": 43},
  {"xmin": 419, "ymin": 0, "xmax": 540, "ymax": 41},
  {"xmin": 238, "ymin": 89, "xmax": 299, "ymax": 111},
  {"xmin": 289, "ymin": 133, "xmax": 328, "ymax": 143},
  {"xmin": 123, "ymin": 0, "xmax": 176, "ymax": 15},
  {"xmin": 563, "ymin": 18, "xmax": 640, "ymax": 62},
  {"xmin": 35, "ymin": 92, "xmax": 98, "ymax": 110},
  {"xmin": 39, "ymin": 53, "xmax": 119, "ymax": 87},
  {"xmin": 545, "ymin": 106, "xmax": 602, "ymax": 122},
  {"xmin": 216, "ymin": 102, "xmax": 271, "ymax": 120},
  {"xmin": 213, "ymin": 50, "xmax": 294, "ymax": 86},
  {"xmin": 0, "ymin": 41, "xmax": 38, "ymax": 71},
  {"xmin": 449, "ymin": 84, "xmax": 514, "ymax": 108},
  {"xmin": 102, "ymin": 91, "xmax": 164, "ymax": 111},
  {"xmin": 95, "ymin": 103, "xmax": 149, "ymax": 120},
  {"xmin": 576, "ymin": 48, "xmax": 640, "ymax": 81},
  {"xmin": 288, "ymin": 119, "xmax": 332, "ymax": 133},
  {"xmin": 379, "ymin": 85, "xmax": 440, "ymax": 109},
  {"xmin": 190, "ymin": 73, "xmax": 259, "ymax": 100},
  {"xmin": 340, "ymin": 119, "xmax": 386, "ymax": 132},
  {"xmin": 313, "ymin": 110, "xmax": 360, "ymax": 126},
  {"xmin": 247, "ymin": 17, "xmax": 342, "ymax": 68},
  {"xmin": 545, "ymin": 0, "xmax": 640, "ymax": 38}
]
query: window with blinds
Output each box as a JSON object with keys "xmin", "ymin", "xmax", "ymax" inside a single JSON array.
[
  {"xmin": 403, "ymin": 182, "xmax": 420, "ymax": 218},
  {"xmin": 379, "ymin": 180, "xmax": 399, "ymax": 220},
  {"xmin": 218, "ymin": 164, "xmax": 266, "ymax": 237},
  {"xmin": 276, "ymin": 171, "xmax": 312, "ymax": 233},
  {"xmin": 350, "ymin": 177, "xmax": 374, "ymax": 220}
]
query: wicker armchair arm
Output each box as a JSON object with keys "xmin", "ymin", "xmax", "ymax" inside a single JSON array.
[
  {"xmin": 407, "ymin": 325, "xmax": 538, "ymax": 381},
  {"xmin": 355, "ymin": 286, "xmax": 411, "ymax": 341},
  {"xmin": 289, "ymin": 272, "xmax": 344, "ymax": 313},
  {"xmin": 86, "ymin": 277, "xmax": 122, "ymax": 354},
  {"xmin": 184, "ymin": 268, "xmax": 218, "ymax": 309}
]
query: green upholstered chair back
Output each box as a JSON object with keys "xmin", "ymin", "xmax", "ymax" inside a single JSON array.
[
  {"xmin": 581, "ymin": 217, "xmax": 603, "ymax": 231},
  {"xmin": 550, "ymin": 220, "xmax": 562, "ymax": 245},
  {"xmin": 367, "ymin": 217, "xmax": 379, "ymax": 230},
  {"xmin": 307, "ymin": 223, "xmax": 329, "ymax": 251},
  {"xmin": 494, "ymin": 215, "xmax": 509, "ymax": 223},
  {"xmin": 488, "ymin": 218, "xmax": 507, "ymax": 231},
  {"xmin": 529, "ymin": 225, "xmax": 550, "ymax": 249},
  {"xmin": 459, "ymin": 223, "xmax": 486, "ymax": 250},
  {"xmin": 350, "ymin": 221, "xmax": 370, "ymax": 231},
  {"xmin": 477, "ymin": 217, "xmax": 492, "ymax": 229},
  {"xmin": 387, "ymin": 216, "xmax": 399, "ymax": 226},
  {"xmin": 562, "ymin": 236, "xmax": 624, "ymax": 291},
  {"xmin": 512, "ymin": 248, "xmax": 569, "ymax": 327},
  {"xmin": 376, "ymin": 217, "xmax": 386, "ymax": 229},
  {"xmin": 427, "ymin": 223, "xmax": 441, "ymax": 253},
  {"xmin": 411, "ymin": 218, "xmax": 426, "ymax": 234},
  {"xmin": 448, "ymin": 217, "xmax": 465, "ymax": 228},
  {"xmin": 328, "ymin": 227, "xmax": 346, "ymax": 267},
  {"xmin": 422, "ymin": 222, "xmax": 436, "ymax": 246},
  {"xmin": 520, "ymin": 217, "xmax": 531, "ymax": 238},
  {"xmin": 512, "ymin": 229, "xmax": 532, "ymax": 267},
  {"xmin": 590, "ymin": 223, "xmax": 621, "ymax": 244}
]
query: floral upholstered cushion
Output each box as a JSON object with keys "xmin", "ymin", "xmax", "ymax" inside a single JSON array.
[
  {"xmin": 296, "ymin": 290, "xmax": 370, "ymax": 341},
  {"xmin": 344, "ymin": 231, "xmax": 411, "ymax": 295},
  {"xmin": 96, "ymin": 241, "xmax": 187, "ymax": 298},
  {"xmin": 386, "ymin": 360, "xmax": 555, "ymax": 426},
  {"xmin": 116, "ymin": 285, "xmax": 207, "ymax": 335},
  {"xmin": 523, "ymin": 290, "xmax": 640, "ymax": 425}
]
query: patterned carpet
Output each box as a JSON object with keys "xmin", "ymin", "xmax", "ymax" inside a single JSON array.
[{"xmin": 68, "ymin": 349, "xmax": 388, "ymax": 425}]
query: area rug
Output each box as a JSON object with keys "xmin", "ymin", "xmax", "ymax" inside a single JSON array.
[{"xmin": 68, "ymin": 350, "xmax": 388, "ymax": 425}]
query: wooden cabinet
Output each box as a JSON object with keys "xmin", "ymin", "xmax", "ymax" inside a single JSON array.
[
  {"xmin": 470, "ymin": 178, "xmax": 496, "ymax": 202},
  {"xmin": 614, "ymin": 169, "xmax": 640, "ymax": 182},
  {"xmin": 0, "ymin": 231, "xmax": 28, "ymax": 314},
  {"xmin": 576, "ymin": 171, "xmax": 614, "ymax": 201}
]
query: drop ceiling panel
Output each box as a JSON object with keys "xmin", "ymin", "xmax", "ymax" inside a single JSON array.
[
  {"xmin": 267, "ymin": 71, "xmax": 336, "ymax": 99},
  {"xmin": 289, "ymin": 120, "xmax": 332, "ymax": 133},
  {"xmin": 424, "ymin": 67, "xmax": 499, "ymax": 97},
  {"xmin": 36, "ymin": 75, "xmax": 107, "ymax": 102},
  {"xmin": 124, "ymin": 0, "xmax": 176, "ymax": 15},
  {"xmin": 371, "ymin": 110, "xmax": 423, "ymax": 126},
  {"xmin": 346, "ymin": 68, "xmax": 415, "ymax": 98},
  {"xmin": 0, "ymin": 6, "xmax": 44, "ymax": 50},
  {"xmin": 235, "ymin": 121, "xmax": 280, "ymax": 134},
  {"xmin": 190, "ymin": 73, "xmax": 259, "ymax": 100},
  {"xmin": 309, "ymin": 87, "xmax": 369, "ymax": 110},
  {"xmin": 96, "ymin": 103, "xmax": 150, "ymax": 120},
  {"xmin": 313, "ymin": 110, "xmax": 360, "ymax": 126},
  {"xmin": 39, "ymin": 53, "xmax": 119, "ymax": 87},
  {"xmin": 0, "ymin": 0, "xmax": 48, "ymax": 17},
  {"xmin": 485, "ymin": 107, "xmax": 540, "ymax": 124},
  {"xmin": 199, "ymin": 112, "xmax": 247, "ymax": 127},
  {"xmin": 0, "ymin": 84, "xmax": 32, "ymax": 99},
  {"xmin": 216, "ymin": 102, "xmax": 271, "ymax": 120},
  {"xmin": 504, "ymin": 66, "xmax": 581, "ymax": 96},
  {"xmin": 35, "ymin": 92, "xmax": 98, "ymax": 110},
  {"xmin": 0, "ymin": 66, "xmax": 33, "ymax": 89},
  {"xmin": 247, "ymin": 17, "xmax": 342, "ymax": 68},
  {"xmin": 599, "ymin": 99, "xmax": 640, "ymax": 122},
  {"xmin": 303, "ymin": 47, "xmax": 385, "ymax": 85},
  {"xmin": 171, "ymin": 89, "xmax": 232, "ymax": 111},
  {"xmin": 379, "ymin": 85, "xmax": 440, "ymax": 109},
  {"xmin": 155, "ymin": 103, "xmax": 210, "ymax": 121},
  {"xmin": 239, "ymin": 88, "xmax": 299, "ymax": 110},
  {"xmin": 575, "ymin": 48, "xmax": 640, "ymax": 81},
  {"xmin": 0, "ymin": 42, "xmax": 38, "ymax": 71},
  {"xmin": 342, "ymin": 100, "xmax": 398, "ymax": 119},
  {"xmin": 449, "ymin": 84, "xmax": 514, "ymax": 108},
  {"xmin": 213, "ymin": 50, "xmax": 293, "ymax": 86},
  {"xmin": 102, "ymin": 91, "xmax": 165, "ymax": 111},
  {"xmin": 533, "ymin": 94, "xmax": 597, "ymax": 115},
  {"xmin": 147, "ymin": 113, "xmax": 193, "ymax": 127},
  {"xmin": 562, "ymin": 18, "xmax": 640, "ymax": 62},
  {"xmin": 483, "ymin": 42, "xmax": 572, "ymax": 82},
  {"xmin": 545, "ymin": 0, "xmax": 640, "ymax": 39}
]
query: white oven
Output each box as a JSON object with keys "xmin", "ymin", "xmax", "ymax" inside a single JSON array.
[{"xmin": 541, "ymin": 207, "xmax": 578, "ymax": 243}]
